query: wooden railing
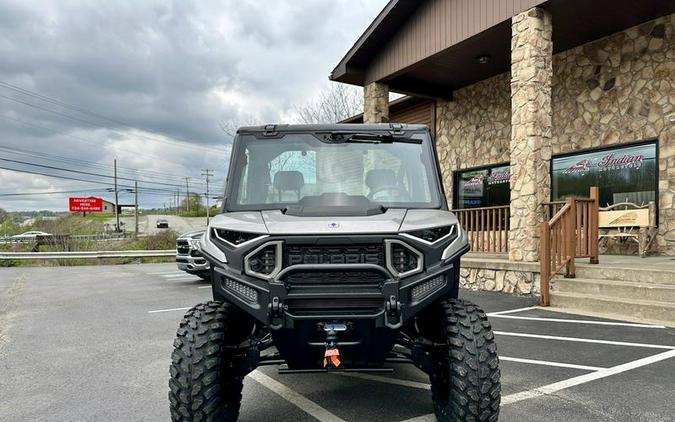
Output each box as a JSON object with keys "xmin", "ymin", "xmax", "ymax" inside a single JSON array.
[
  {"xmin": 544, "ymin": 187, "xmax": 599, "ymax": 263},
  {"xmin": 453, "ymin": 205, "xmax": 510, "ymax": 253},
  {"xmin": 540, "ymin": 187, "xmax": 599, "ymax": 306}
]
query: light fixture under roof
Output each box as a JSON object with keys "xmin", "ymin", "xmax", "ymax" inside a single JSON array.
[{"xmin": 476, "ymin": 54, "xmax": 491, "ymax": 64}]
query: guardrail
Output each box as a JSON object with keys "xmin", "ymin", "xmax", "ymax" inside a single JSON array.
[{"xmin": 0, "ymin": 250, "xmax": 176, "ymax": 260}]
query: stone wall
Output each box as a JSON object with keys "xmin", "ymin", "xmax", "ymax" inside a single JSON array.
[
  {"xmin": 459, "ymin": 259, "xmax": 540, "ymax": 295},
  {"xmin": 363, "ymin": 82, "xmax": 389, "ymax": 123},
  {"xmin": 435, "ymin": 13, "xmax": 675, "ymax": 256},
  {"xmin": 551, "ymin": 14, "xmax": 675, "ymax": 255},
  {"xmin": 435, "ymin": 73, "xmax": 511, "ymax": 203}
]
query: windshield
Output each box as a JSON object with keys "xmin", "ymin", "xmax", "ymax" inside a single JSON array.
[{"xmin": 226, "ymin": 131, "xmax": 442, "ymax": 213}]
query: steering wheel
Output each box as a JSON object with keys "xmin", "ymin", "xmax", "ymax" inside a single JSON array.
[{"xmin": 368, "ymin": 185, "xmax": 411, "ymax": 201}]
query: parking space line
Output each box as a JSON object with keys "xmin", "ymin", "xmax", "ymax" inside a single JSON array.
[
  {"xmin": 160, "ymin": 274, "xmax": 195, "ymax": 278},
  {"xmin": 500, "ymin": 348, "xmax": 675, "ymax": 405},
  {"xmin": 332, "ymin": 355, "xmax": 604, "ymax": 391},
  {"xmin": 499, "ymin": 356, "xmax": 603, "ymax": 371},
  {"xmin": 197, "ymin": 285, "xmax": 211, "ymax": 289},
  {"xmin": 248, "ymin": 370, "xmax": 346, "ymax": 422},
  {"xmin": 487, "ymin": 306, "xmax": 539, "ymax": 316},
  {"xmin": 490, "ymin": 315, "xmax": 666, "ymax": 329},
  {"xmin": 147, "ymin": 307, "xmax": 191, "ymax": 314},
  {"xmin": 494, "ymin": 331, "xmax": 675, "ymax": 349},
  {"xmin": 401, "ymin": 349, "xmax": 675, "ymax": 422}
]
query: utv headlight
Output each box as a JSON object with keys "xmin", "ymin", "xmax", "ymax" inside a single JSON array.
[
  {"xmin": 406, "ymin": 225, "xmax": 456, "ymax": 244},
  {"xmin": 212, "ymin": 228, "xmax": 266, "ymax": 247}
]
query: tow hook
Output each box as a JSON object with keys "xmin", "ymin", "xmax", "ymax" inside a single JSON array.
[
  {"xmin": 268, "ymin": 297, "xmax": 285, "ymax": 329},
  {"xmin": 322, "ymin": 323, "xmax": 347, "ymax": 368},
  {"xmin": 385, "ymin": 295, "xmax": 402, "ymax": 329}
]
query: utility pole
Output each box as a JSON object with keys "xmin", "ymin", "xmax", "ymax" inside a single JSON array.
[
  {"xmin": 201, "ymin": 169, "xmax": 214, "ymax": 225},
  {"xmin": 114, "ymin": 159, "xmax": 120, "ymax": 232},
  {"xmin": 134, "ymin": 180, "xmax": 139, "ymax": 238},
  {"xmin": 176, "ymin": 189, "xmax": 180, "ymax": 216},
  {"xmin": 185, "ymin": 177, "xmax": 190, "ymax": 213}
]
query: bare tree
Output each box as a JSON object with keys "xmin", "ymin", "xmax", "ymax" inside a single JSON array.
[
  {"xmin": 220, "ymin": 113, "xmax": 263, "ymax": 137},
  {"xmin": 296, "ymin": 83, "xmax": 363, "ymax": 124}
]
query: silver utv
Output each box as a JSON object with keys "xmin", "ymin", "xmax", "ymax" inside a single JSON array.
[{"xmin": 170, "ymin": 124, "xmax": 501, "ymax": 422}]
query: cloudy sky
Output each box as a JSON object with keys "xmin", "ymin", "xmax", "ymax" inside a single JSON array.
[{"xmin": 0, "ymin": 0, "xmax": 387, "ymax": 211}]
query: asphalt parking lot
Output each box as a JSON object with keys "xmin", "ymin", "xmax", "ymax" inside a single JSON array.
[{"xmin": 1, "ymin": 263, "xmax": 674, "ymax": 422}]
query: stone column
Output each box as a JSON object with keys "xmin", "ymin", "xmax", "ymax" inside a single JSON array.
[
  {"xmin": 509, "ymin": 7, "xmax": 553, "ymax": 262},
  {"xmin": 363, "ymin": 82, "xmax": 389, "ymax": 123}
]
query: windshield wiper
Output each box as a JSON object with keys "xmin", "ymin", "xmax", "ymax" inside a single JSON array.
[{"xmin": 320, "ymin": 132, "xmax": 422, "ymax": 144}]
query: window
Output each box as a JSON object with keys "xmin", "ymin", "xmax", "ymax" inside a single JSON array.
[
  {"xmin": 551, "ymin": 141, "xmax": 657, "ymax": 207},
  {"xmin": 229, "ymin": 132, "xmax": 441, "ymax": 210},
  {"xmin": 454, "ymin": 164, "xmax": 510, "ymax": 209}
]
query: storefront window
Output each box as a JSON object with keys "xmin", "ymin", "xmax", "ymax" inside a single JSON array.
[
  {"xmin": 551, "ymin": 141, "xmax": 657, "ymax": 207},
  {"xmin": 454, "ymin": 164, "xmax": 511, "ymax": 209}
]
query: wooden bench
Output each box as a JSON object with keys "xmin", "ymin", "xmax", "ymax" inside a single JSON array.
[{"xmin": 598, "ymin": 201, "xmax": 657, "ymax": 258}]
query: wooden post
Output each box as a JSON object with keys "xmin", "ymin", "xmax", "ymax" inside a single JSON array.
[
  {"xmin": 565, "ymin": 198, "xmax": 576, "ymax": 278},
  {"xmin": 589, "ymin": 186, "xmax": 600, "ymax": 264},
  {"xmin": 540, "ymin": 221, "xmax": 551, "ymax": 306}
]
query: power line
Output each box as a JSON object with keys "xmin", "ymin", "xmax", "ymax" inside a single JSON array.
[
  {"xmin": 0, "ymin": 145, "xmax": 210, "ymax": 187},
  {"xmin": 0, "ymin": 80, "xmax": 223, "ymax": 149},
  {"xmin": 0, "ymin": 156, "xmax": 199, "ymax": 189},
  {"xmin": 0, "ymin": 165, "xmax": 177, "ymax": 194},
  {"xmin": 0, "ymin": 92, "xmax": 226, "ymax": 154}
]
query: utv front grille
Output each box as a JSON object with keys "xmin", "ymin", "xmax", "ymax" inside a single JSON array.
[
  {"xmin": 285, "ymin": 298, "xmax": 383, "ymax": 317},
  {"xmin": 284, "ymin": 244, "xmax": 385, "ymax": 267},
  {"xmin": 284, "ymin": 270, "xmax": 384, "ymax": 294}
]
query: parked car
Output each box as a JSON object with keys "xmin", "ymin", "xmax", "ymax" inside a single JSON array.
[
  {"xmin": 11, "ymin": 231, "xmax": 52, "ymax": 240},
  {"xmin": 175, "ymin": 230, "xmax": 210, "ymax": 280},
  {"xmin": 156, "ymin": 218, "xmax": 169, "ymax": 229}
]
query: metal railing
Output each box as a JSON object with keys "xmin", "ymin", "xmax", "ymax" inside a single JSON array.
[
  {"xmin": 540, "ymin": 187, "xmax": 599, "ymax": 306},
  {"xmin": 0, "ymin": 250, "xmax": 176, "ymax": 260},
  {"xmin": 453, "ymin": 205, "xmax": 510, "ymax": 253}
]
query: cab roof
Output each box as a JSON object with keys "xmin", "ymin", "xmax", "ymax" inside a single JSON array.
[{"xmin": 236, "ymin": 123, "xmax": 429, "ymax": 134}]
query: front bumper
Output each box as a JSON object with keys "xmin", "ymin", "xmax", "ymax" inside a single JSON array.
[
  {"xmin": 176, "ymin": 253, "xmax": 210, "ymax": 273},
  {"xmin": 206, "ymin": 243, "xmax": 468, "ymax": 330}
]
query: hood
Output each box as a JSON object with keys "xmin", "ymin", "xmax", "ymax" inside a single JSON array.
[
  {"xmin": 209, "ymin": 209, "xmax": 459, "ymax": 236},
  {"xmin": 261, "ymin": 209, "xmax": 406, "ymax": 235},
  {"xmin": 178, "ymin": 229, "xmax": 206, "ymax": 240}
]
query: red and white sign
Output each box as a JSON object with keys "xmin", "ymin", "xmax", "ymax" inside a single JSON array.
[{"xmin": 69, "ymin": 197, "xmax": 103, "ymax": 212}]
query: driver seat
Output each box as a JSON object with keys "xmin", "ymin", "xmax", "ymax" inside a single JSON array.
[
  {"xmin": 365, "ymin": 169, "xmax": 395, "ymax": 197},
  {"xmin": 273, "ymin": 171, "xmax": 305, "ymax": 201}
]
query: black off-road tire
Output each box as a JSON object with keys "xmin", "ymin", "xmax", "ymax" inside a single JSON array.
[
  {"xmin": 429, "ymin": 299, "xmax": 501, "ymax": 422},
  {"xmin": 169, "ymin": 301, "xmax": 252, "ymax": 422}
]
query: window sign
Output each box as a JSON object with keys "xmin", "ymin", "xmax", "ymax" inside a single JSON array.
[
  {"xmin": 455, "ymin": 164, "xmax": 511, "ymax": 209},
  {"xmin": 551, "ymin": 142, "xmax": 657, "ymax": 207}
]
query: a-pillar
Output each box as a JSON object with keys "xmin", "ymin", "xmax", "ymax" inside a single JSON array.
[
  {"xmin": 509, "ymin": 7, "xmax": 553, "ymax": 262},
  {"xmin": 363, "ymin": 82, "xmax": 389, "ymax": 123}
]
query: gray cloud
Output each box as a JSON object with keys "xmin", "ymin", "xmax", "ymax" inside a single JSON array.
[{"xmin": 0, "ymin": 0, "xmax": 384, "ymax": 211}]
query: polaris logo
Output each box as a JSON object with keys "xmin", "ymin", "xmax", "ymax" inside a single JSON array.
[
  {"xmin": 328, "ymin": 222, "xmax": 340, "ymax": 229},
  {"xmin": 287, "ymin": 253, "xmax": 380, "ymax": 265}
]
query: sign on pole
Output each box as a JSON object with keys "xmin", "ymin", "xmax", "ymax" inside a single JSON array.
[{"xmin": 69, "ymin": 197, "xmax": 104, "ymax": 213}]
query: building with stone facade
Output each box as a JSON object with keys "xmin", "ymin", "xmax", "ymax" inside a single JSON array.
[
  {"xmin": 334, "ymin": 0, "xmax": 674, "ymax": 260},
  {"xmin": 331, "ymin": 1, "xmax": 675, "ymax": 310}
]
